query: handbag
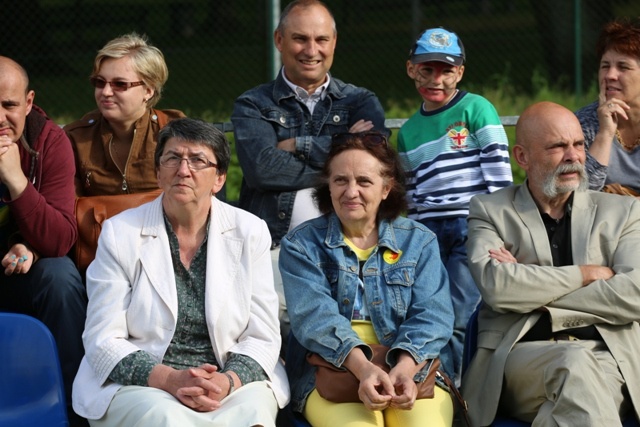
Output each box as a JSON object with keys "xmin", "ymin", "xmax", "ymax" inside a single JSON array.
[
  {"xmin": 307, "ymin": 345, "xmax": 471, "ymax": 426},
  {"xmin": 74, "ymin": 189, "xmax": 162, "ymax": 273},
  {"xmin": 306, "ymin": 344, "xmax": 438, "ymax": 403}
]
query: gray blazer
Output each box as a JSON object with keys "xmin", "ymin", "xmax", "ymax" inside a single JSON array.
[{"xmin": 462, "ymin": 182, "xmax": 640, "ymax": 426}]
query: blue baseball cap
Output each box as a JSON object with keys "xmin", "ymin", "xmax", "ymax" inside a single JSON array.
[{"xmin": 409, "ymin": 28, "xmax": 465, "ymax": 66}]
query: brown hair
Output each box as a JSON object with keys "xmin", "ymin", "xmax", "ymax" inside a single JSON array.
[
  {"xmin": 596, "ymin": 17, "xmax": 640, "ymax": 60},
  {"xmin": 313, "ymin": 132, "xmax": 407, "ymax": 220}
]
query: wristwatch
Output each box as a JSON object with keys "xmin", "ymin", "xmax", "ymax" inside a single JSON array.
[{"xmin": 223, "ymin": 372, "xmax": 235, "ymax": 396}]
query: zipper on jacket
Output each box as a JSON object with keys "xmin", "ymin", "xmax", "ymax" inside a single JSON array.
[
  {"xmin": 85, "ymin": 171, "xmax": 92, "ymax": 189},
  {"xmin": 109, "ymin": 129, "xmax": 135, "ymax": 193}
]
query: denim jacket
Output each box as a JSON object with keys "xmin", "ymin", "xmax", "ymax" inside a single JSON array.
[
  {"xmin": 279, "ymin": 213, "xmax": 454, "ymax": 412},
  {"xmin": 231, "ymin": 72, "xmax": 388, "ymax": 246}
]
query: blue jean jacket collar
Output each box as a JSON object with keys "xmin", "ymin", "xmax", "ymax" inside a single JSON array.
[{"xmin": 325, "ymin": 213, "xmax": 401, "ymax": 254}]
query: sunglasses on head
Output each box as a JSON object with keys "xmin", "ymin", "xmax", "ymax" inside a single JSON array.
[
  {"xmin": 332, "ymin": 131, "xmax": 388, "ymax": 147},
  {"xmin": 90, "ymin": 77, "xmax": 145, "ymax": 92}
]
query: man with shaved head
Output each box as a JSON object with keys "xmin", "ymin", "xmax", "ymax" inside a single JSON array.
[
  {"xmin": 0, "ymin": 56, "xmax": 87, "ymax": 426},
  {"xmin": 462, "ymin": 102, "xmax": 640, "ymax": 426}
]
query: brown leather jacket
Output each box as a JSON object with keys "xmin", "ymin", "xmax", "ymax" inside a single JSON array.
[{"xmin": 64, "ymin": 108, "xmax": 185, "ymax": 196}]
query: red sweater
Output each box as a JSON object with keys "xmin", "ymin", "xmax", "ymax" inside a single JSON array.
[{"xmin": 4, "ymin": 105, "xmax": 77, "ymax": 257}]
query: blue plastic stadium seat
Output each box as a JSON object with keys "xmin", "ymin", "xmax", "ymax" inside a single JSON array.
[
  {"xmin": 0, "ymin": 312, "xmax": 68, "ymax": 427},
  {"xmin": 277, "ymin": 404, "xmax": 311, "ymax": 427}
]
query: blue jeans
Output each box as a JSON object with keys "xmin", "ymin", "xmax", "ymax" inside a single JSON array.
[{"xmin": 420, "ymin": 217, "xmax": 480, "ymax": 383}]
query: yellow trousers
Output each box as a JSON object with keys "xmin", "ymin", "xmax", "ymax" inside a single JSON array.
[{"xmin": 304, "ymin": 322, "xmax": 453, "ymax": 427}]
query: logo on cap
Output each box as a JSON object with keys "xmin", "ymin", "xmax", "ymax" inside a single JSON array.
[{"xmin": 428, "ymin": 31, "xmax": 453, "ymax": 49}]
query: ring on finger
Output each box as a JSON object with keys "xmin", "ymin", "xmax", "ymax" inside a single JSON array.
[{"xmin": 608, "ymin": 103, "xmax": 614, "ymax": 108}]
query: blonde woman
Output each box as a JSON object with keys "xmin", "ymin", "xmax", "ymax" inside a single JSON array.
[{"xmin": 65, "ymin": 33, "xmax": 185, "ymax": 196}]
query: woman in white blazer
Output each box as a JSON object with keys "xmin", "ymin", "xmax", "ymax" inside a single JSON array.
[{"xmin": 72, "ymin": 118, "xmax": 289, "ymax": 426}]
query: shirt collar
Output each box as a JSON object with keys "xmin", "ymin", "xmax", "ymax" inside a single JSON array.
[{"xmin": 281, "ymin": 68, "xmax": 330, "ymax": 102}]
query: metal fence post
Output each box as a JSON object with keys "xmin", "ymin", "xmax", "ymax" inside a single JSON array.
[{"xmin": 268, "ymin": 0, "xmax": 281, "ymax": 81}]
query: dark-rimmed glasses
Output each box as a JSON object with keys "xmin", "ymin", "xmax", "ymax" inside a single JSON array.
[
  {"xmin": 332, "ymin": 131, "xmax": 388, "ymax": 148},
  {"xmin": 90, "ymin": 77, "xmax": 145, "ymax": 92},
  {"xmin": 159, "ymin": 155, "xmax": 217, "ymax": 171}
]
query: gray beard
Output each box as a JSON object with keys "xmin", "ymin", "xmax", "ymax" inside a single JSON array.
[{"xmin": 542, "ymin": 163, "xmax": 589, "ymax": 199}]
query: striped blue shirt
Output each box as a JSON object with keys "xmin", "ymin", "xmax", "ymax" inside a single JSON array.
[{"xmin": 398, "ymin": 91, "xmax": 513, "ymax": 221}]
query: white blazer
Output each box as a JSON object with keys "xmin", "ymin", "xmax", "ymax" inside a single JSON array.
[{"xmin": 73, "ymin": 196, "xmax": 289, "ymax": 419}]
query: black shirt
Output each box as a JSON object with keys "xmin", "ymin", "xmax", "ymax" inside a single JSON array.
[{"xmin": 519, "ymin": 193, "xmax": 601, "ymax": 341}]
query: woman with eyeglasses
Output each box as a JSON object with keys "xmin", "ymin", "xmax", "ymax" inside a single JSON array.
[
  {"xmin": 279, "ymin": 131, "xmax": 455, "ymax": 427},
  {"xmin": 73, "ymin": 118, "xmax": 289, "ymax": 426},
  {"xmin": 64, "ymin": 32, "xmax": 185, "ymax": 196}
]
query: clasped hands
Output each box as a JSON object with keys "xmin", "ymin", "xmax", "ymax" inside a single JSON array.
[
  {"xmin": 0, "ymin": 136, "xmax": 28, "ymax": 197},
  {"xmin": 150, "ymin": 363, "xmax": 236, "ymax": 412},
  {"xmin": 353, "ymin": 361, "xmax": 419, "ymax": 412}
]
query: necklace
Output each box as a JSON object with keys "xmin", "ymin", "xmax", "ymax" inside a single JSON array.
[{"xmin": 615, "ymin": 129, "xmax": 640, "ymax": 151}]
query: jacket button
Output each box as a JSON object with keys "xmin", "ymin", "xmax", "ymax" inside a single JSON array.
[
  {"xmin": 342, "ymin": 298, "xmax": 350, "ymax": 305},
  {"xmin": 333, "ymin": 115, "xmax": 340, "ymax": 123},
  {"xmin": 279, "ymin": 116, "xmax": 286, "ymax": 124},
  {"xmin": 278, "ymin": 212, "xmax": 286, "ymax": 220},
  {"xmin": 349, "ymin": 266, "xmax": 357, "ymax": 272}
]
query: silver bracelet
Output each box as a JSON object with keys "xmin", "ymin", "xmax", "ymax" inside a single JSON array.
[{"xmin": 223, "ymin": 372, "xmax": 235, "ymax": 396}]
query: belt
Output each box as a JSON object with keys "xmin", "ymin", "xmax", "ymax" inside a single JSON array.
[{"xmin": 550, "ymin": 334, "xmax": 580, "ymax": 342}]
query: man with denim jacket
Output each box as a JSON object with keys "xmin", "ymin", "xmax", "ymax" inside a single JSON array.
[{"xmin": 232, "ymin": 0, "xmax": 388, "ymax": 347}]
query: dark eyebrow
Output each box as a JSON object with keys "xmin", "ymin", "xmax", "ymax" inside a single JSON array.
[
  {"xmin": 1, "ymin": 99, "xmax": 20, "ymax": 107},
  {"xmin": 163, "ymin": 149, "xmax": 208, "ymax": 157},
  {"xmin": 356, "ymin": 173, "xmax": 374, "ymax": 180}
]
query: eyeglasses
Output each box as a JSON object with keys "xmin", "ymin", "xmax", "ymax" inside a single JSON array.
[
  {"xmin": 332, "ymin": 131, "xmax": 388, "ymax": 147},
  {"xmin": 159, "ymin": 155, "xmax": 218, "ymax": 171},
  {"xmin": 90, "ymin": 77, "xmax": 145, "ymax": 92}
]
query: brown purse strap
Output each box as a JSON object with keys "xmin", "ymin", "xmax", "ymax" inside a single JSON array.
[{"xmin": 437, "ymin": 371, "xmax": 471, "ymax": 427}]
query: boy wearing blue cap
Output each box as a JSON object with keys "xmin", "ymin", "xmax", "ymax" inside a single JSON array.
[{"xmin": 397, "ymin": 28, "xmax": 513, "ymax": 384}]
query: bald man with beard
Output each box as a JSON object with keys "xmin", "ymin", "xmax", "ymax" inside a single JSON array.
[
  {"xmin": 0, "ymin": 56, "xmax": 87, "ymax": 426},
  {"xmin": 462, "ymin": 102, "xmax": 640, "ymax": 426}
]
